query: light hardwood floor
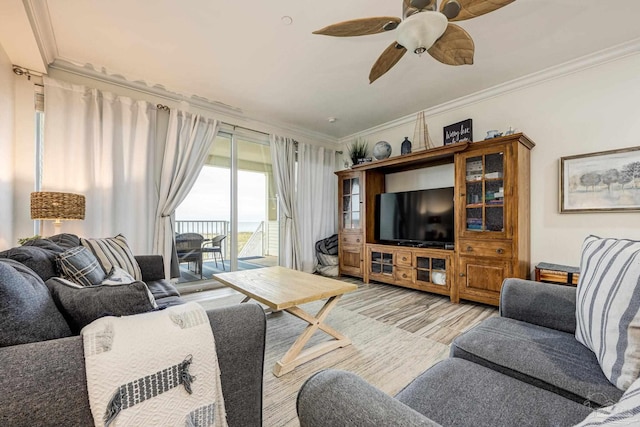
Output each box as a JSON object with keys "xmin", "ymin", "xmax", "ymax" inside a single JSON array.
[{"xmin": 184, "ymin": 276, "xmax": 498, "ymax": 426}]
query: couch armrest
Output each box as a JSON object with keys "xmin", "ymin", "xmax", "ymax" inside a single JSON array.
[
  {"xmin": 297, "ymin": 370, "xmax": 441, "ymax": 427},
  {"xmin": 500, "ymin": 278, "xmax": 577, "ymax": 334},
  {"xmin": 0, "ymin": 336, "xmax": 94, "ymax": 426},
  {"xmin": 135, "ymin": 255, "xmax": 166, "ymax": 281},
  {"xmin": 207, "ymin": 303, "xmax": 266, "ymax": 427}
]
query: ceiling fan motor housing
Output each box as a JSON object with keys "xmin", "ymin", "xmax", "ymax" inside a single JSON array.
[{"xmin": 396, "ymin": 11, "xmax": 448, "ymax": 55}]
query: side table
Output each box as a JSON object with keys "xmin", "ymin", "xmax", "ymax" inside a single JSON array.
[{"xmin": 534, "ymin": 262, "xmax": 580, "ymax": 286}]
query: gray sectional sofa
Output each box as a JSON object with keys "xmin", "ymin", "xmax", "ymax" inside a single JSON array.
[
  {"xmin": 297, "ymin": 279, "xmax": 621, "ymax": 426},
  {"xmin": 0, "ymin": 235, "xmax": 266, "ymax": 427}
]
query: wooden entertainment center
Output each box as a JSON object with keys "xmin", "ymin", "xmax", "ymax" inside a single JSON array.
[{"xmin": 337, "ymin": 133, "xmax": 535, "ymax": 306}]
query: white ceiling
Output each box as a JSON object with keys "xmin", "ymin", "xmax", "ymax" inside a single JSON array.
[{"xmin": 19, "ymin": 0, "xmax": 640, "ymax": 138}]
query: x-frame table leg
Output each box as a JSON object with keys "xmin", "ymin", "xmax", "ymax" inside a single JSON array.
[{"xmin": 272, "ymin": 295, "xmax": 351, "ymax": 377}]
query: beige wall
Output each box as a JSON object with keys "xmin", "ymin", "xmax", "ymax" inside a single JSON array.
[
  {"xmin": 341, "ymin": 53, "xmax": 640, "ymax": 269},
  {"xmin": 0, "ymin": 43, "xmax": 15, "ymax": 248}
]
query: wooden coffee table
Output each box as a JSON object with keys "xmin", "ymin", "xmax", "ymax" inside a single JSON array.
[{"xmin": 213, "ymin": 266, "xmax": 357, "ymax": 376}]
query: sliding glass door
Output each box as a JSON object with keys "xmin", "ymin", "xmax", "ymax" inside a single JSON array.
[{"xmin": 175, "ymin": 131, "xmax": 278, "ymax": 285}]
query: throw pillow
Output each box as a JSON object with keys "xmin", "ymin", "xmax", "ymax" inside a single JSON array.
[
  {"xmin": 574, "ymin": 375, "xmax": 640, "ymax": 426},
  {"xmin": 46, "ymin": 277, "xmax": 157, "ymax": 333},
  {"xmin": 57, "ymin": 246, "xmax": 106, "ymax": 287},
  {"xmin": 101, "ymin": 266, "xmax": 136, "ymax": 285},
  {"xmin": 48, "ymin": 233, "xmax": 81, "ymax": 249},
  {"xmin": 0, "ymin": 259, "xmax": 72, "ymax": 346},
  {"xmin": 575, "ymin": 235, "xmax": 640, "ymax": 390},
  {"xmin": 81, "ymin": 234, "xmax": 142, "ymax": 280},
  {"xmin": 100, "ymin": 267, "xmax": 158, "ymax": 306},
  {"xmin": 0, "ymin": 245, "xmax": 60, "ymax": 282}
]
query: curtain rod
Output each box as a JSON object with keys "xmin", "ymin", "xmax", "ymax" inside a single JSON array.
[
  {"xmin": 13, "ymin": 65, "xmax": 44, "ymax": 87},
  {"xmin": 156, "ymin": 104, "xmax": 342, "ymax": 153},
  {"xmin": 155, "ymin": 104, "xmax": 267, "ymax": 135}
]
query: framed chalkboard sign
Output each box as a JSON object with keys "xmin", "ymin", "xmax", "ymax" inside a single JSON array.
[{"xmin": 443, "ymin": 119, "xmax": 472, "ymax": 145}]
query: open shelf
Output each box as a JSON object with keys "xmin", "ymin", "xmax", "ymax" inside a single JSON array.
[{"xmin": 351, "ymin": 141, "xmax": 469, "ymax": 173}]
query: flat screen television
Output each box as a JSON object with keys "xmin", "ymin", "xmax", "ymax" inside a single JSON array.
[{"xmin": 376, "ymin": 187, "xmax": 455, "ymax": 248}]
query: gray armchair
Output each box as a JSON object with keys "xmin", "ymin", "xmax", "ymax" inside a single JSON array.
[{"xmin": 297, "ymin": 279, "xmax": 599, "ymax": 427}]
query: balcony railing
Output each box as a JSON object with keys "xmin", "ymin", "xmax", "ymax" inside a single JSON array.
[
  {"xmin": 175, "ymin": 219, "xmax": 278, "ymax": 260},
  {"xmin": 175, "ymin": 220, "xmax": 229, "ymax": 259}
]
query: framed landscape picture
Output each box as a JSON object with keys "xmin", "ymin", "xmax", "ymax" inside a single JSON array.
[{"xmin": 560, "ymin": 146, "xmax": 640, "ymax": 212}]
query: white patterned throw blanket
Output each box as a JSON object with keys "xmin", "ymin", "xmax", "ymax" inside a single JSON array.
[{"xmin": 81, "ymin": 302, "xmax": 227, "ymax": 427}]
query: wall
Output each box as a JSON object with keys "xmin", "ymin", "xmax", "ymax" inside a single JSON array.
[
  {"xmin": 0, "ymin": 44, "xmax": 14, "ymax": 248},
  {"xmin": 342, "ymin": 53, "xmax": 640, "ymax": 268}
]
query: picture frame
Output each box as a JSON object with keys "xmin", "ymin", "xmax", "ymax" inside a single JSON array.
[
  {"xmin": 559, "ymin": 146, "xmax": 640, "ymax": 213},
  {"xmin": 443, "ymin": 119, "xmax": 472, "ymax": 145}
]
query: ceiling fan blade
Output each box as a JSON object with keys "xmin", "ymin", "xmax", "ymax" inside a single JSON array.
[
  {"xmin": 403, "ymin": 0, "xmax": 420, "ymax": 18},
  {"xmin": 440, "ymin": 0, "xmax": 515, "ymax": 22},
  {"xmin": 369, "ymin": 42, "xmax": 407, "ymax": 84},
  {"xmin": 313, "ymin": 17, "xmax": 401, "ymax": 37},
  {"xmin": 410, "ymin": 0, "xmax": 436, "ymax": 10},
  {"xmin": 427, "ymin": 24, "xmax": 474, "ymax": 65}
]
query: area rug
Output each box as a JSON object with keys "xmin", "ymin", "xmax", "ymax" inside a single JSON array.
[{"xmin": 261, "ymin": 300, "xmax": 450, "ymax": 426}]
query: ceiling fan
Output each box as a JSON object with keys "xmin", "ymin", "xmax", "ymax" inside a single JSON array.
[{"xmin": 313, "ymin": 0, "xmax": 515, "ymax": 83}]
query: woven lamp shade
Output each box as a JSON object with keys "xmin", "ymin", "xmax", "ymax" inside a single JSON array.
[{"xmin": 30, "ymin": 192, "xmax": 85, "ymax": 220}]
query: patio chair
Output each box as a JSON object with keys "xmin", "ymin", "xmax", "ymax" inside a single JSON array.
[
  {"xmin": 202, "ymin": 234, "xmax": 226, "ymax": 271},
  {"xmin": 175, "ymin": 232, "xmax": 204, "ymax": 278}
]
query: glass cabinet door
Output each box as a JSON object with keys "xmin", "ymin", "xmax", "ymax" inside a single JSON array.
[
  {"xmin": 341, "ymin": 175, "xmax": 361, "ymax": 230},
  {"xmin": 464, "ymin": 152, "xmax": 505, "ymax": 233},
  {"xmin": 370, "ymin": 250, "xmax": 393, "ymax": 275}
]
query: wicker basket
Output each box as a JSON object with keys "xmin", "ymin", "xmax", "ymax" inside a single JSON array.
[{"xmin": 30, "ymin": 192, "xmax": 85, "ymax": 220}]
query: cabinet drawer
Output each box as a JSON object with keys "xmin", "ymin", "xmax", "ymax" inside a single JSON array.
[
  {"xmin": 396, "ymin": 251, "xmax": 412, "ymax": 266},
  {"xmin": 394, "ymin": 267, "xmax": 415, "ymax": 285},
  {"xmin": 459, "ymin": 239, "xmax": 512, "ymax": 259},
  {"xmin": 341, "ymin": 233, "xmax": 363, "ymax": 245}
]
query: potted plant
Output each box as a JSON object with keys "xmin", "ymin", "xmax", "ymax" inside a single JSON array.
[{"xmin": 347, "ymin": 138, "xmax": 369, "ymax": 166}]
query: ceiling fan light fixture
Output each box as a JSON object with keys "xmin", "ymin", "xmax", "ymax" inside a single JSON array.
[{"xmin": 395, "ymin": 11, "xmax": 448, "ymax": 55}]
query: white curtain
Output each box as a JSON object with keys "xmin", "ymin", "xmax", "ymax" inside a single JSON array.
[
  {"xmin": 270, "ymin": 135, "xmax": 300, "ymax": 269},
  {"xmin": 270, "ymin": 135, "xmax": 337, "ymax": 272},
  {"xmin": 42, "ymin": 77, "xmax": 157, "ymax": 254},
  {"xmin": 297, "ymin": 143, "xmax": 337, "ymax": 272},
  {"xmin": 153, "ymin": 107, "xmax": 219, "ymax": 277}
]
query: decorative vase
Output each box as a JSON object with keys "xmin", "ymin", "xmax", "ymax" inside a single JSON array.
[{"xmin": 401, "ymin": 137, "xmax": 412, "ymax": 155}]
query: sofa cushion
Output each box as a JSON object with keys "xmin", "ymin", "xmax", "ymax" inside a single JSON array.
[
  {"xmin": 46, "ymin": 277, "xmax": 157, "ymax": 333},
  {"xmin": 574, "ymin": 374, "xmax": 640, "ymax": 426},
  {"xmin": 451, "ymin": 317, "xmax": 623, "ymax": 407},
  {"xmin": 0, "ymin": 259, "xmax": 72, "ymax": 346},
  {"xmin": 0, "ymin": 245, "xmax": 60, "ymax": 282},
  {"xmin": 395, "ymin": 359, "xmax": 593, "ymax": 427},
  {"xmin": 81, "ymin": 234, "xmax": 142, "ymax": 280},
  {"xmin": 56, "ymin": 246, "xmax": 106, "ymax": 287},
  {"xmin": 575, "ymin": 235, "xmax": 640, "ymax": 390}
]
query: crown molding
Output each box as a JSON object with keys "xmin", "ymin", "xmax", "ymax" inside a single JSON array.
[
  {"xmin": 23, "ymin": 0, "xmax": 58, "ymax": 65},
  {"xmin": 339, "ymin": 37, "xmax": 640, "ymax": 143},
  {"xmin": 47, "ymin": 59, "xmax": 339, "ymax": 146}
]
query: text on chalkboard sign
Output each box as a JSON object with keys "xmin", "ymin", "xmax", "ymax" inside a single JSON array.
[{"xmin": 443, "ymin": 119, "xmax": 473, "ymax": 145}]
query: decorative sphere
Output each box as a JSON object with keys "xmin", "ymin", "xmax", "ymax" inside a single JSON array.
[{"xmin": 373, "ymin": 141, "xmax": 392, "ymax": 160}]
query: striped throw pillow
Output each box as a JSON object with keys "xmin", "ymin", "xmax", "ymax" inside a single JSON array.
[
  {"xmin": 575, "ymin": 235, "xmax": 640, "ymax": 390},
  {"xmin": 80, "ymin": 235, "xmax": 142, "ymax": 281},
  {"xmin": 574, "ymin": 375, "xmax": 640, "ymax": 426},
  {"xmin": 57, "ymin": 246, "xmax": 106, "ymax": 287}
]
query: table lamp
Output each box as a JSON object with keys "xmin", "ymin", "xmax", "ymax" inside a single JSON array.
[{"xmin": 30, "ymin": 191, "xmax": 85, "ymax": 233}]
